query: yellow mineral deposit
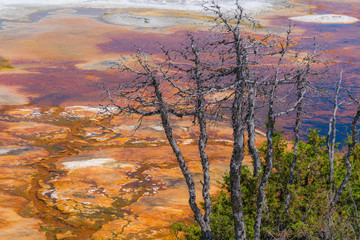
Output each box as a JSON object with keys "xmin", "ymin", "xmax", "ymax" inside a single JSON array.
[{"xmin": 0, "ymin": 100, "xmax": 266, "ymax": 239}]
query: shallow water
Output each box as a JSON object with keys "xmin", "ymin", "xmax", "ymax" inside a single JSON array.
[{"xmin": 264, "ymin": 0, "xmax": 360, "ymax": 140}]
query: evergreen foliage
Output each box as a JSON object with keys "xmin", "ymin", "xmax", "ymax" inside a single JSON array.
[{"xmin": 174, "ymin": 131, "xmax": 360, "ymax": 239}]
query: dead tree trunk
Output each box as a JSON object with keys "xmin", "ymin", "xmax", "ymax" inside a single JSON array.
[
  {"xmin": 107, "ymin": 49, "xmax": 214, "ymax": 239},
  {"xmin": 284, "ymin": 49, "xmax": 317, "ymax": 211},
  {"xmin": 230, "ymin": 32, "xmax": 250, "ymax": 240},
  {"xmin": 324, "ymin": 93, "xmax": 360, "ymax": 240},
  {"xmin": 254, "ymin": 90, "xmax": 275, "ymax": 240},
  {"xmin": 152, "ymin": 75, "xmax": 212, "ymax": 239},
  {"xmin": 254, "ymin": 29, "xmax": 291, "ymax": 239},
  {"xmin": 327, "ymin": 70, "xmax": 343, "ymax": 186},
  {"xmin": 247, "ymin": 84, "xmax": 261, "ymax": 177},
  {"xmin": 228, "ymin": 29, "xmax": 248, "ymax": 240},
  {"xmin": 204, "ymin": 2, "xmax": 249, "ymax": 238},
  {"xmin": 190, "ymin": 36, "xmax": 212, "ymax": 237},
  {"xmin": 230, "ymin": 84, "xmax": 247, "ymax": 240},
  {"xmin": 284, "ymin": 74, "xmax": 304, "ymax": 211},
  {"xmin": 157, "ymin": 41, "xmax": 214, "ymax": 239}
]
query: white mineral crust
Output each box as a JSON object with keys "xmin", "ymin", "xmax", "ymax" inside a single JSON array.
[{"xmin": 290, "ymin": 14, "xmax": 359, "ymax": 24}]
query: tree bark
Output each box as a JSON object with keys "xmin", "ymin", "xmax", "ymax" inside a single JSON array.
[
  {"xmin": 204, "ymin": 3, "xmax": 249, "ymax": 238},
  {"xmin": 152, "ymin": 76, "xmax": 212, "ymax": 239},
  {"xmin": 192, "ymin": 38, "xmax": 213, "ymax": 238},
  {"xmin": 254, "ymin": 30, "xmax": 289, "ymax": 238},
  {"xmin": 254, "ymin": 101, "xmax": 275, "ymax": 240},
  {"xmin": 229, "ymin": 29, "xmax": 249, "ymax": 238},
  {"xmin": 285, "ymin": 75, "xmax": 304, "ymax": 211},
  {"xmin": 197, "ymin": 95, "xmax": 212, "ymax": 238},
  {"xmin": 230, "ymin": 87, "xmax": 247, "ymax": 240},
  {"xmin": 247, "ymin": 84, "xmax": 261, "ymax": 177},
  {"xmin": 327, "ymin": 72, "xmax": 342, "ymax": 186}
]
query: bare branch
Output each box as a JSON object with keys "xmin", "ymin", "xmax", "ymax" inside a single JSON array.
[{"xmin": 327, "ymin": 69, "xmax": 344, "ymax": 185}]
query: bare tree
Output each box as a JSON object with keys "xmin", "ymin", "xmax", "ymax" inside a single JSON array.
[
  {"xmin": 253, "ymin": 27, "xmax": 293, "ymax": 239},
  {"xmin": 284, "ymin": 47, "xmax": 320, "ymax": 212},
  {"xmin": 327, "ymin": 70, "xmax": 344, "ymax": 186},
  {"xmin": 198, "ymin": 2, "xmax": 313, "ymax": 237},
  {"xmin": 101, "ymin": 1, "xmax": 337, "ymax": 239},
  {"xmin": 247, "ymin": 82, "xmax": 261, "ymax": 177},
  {"xmin": 163, "ymin": 34, "xmax": 217, "ymax": 238},
  {"xmin": 101, "ymin": 44, "xmax": 214, "ymax": 239},
  {"xmin": 203, "ymin": 2, "xmax": 278, "ymax": 238},
  {"xmin": 320, "ymin": 80, "xmax": 360, "ymax": 239}
]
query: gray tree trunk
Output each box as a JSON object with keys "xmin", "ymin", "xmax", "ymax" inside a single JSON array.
[
  {"xmin": 247, "ymin": 85, "xmax": 261, "ymax": 177},
  {"xmin": 193, "ymin": 39, "xmax": 213, "ymax": 238},
  {"xmin": 253, "ymin": 31, "xmax": 290, "ymax": 238},
  {"xmin": 285, "ymin": 75, "xmax": 304, "ymax": 211},
  {"xmin": 152, "ymin": 76, "xmax": 212, "ymax": 239},
  {"xmin": 327, "ymin": 73, "xmax": 342, "ymax": 186},
  {"xmin": 230, "ymin": 88, "xmax": 247, "ymax": 240},
  {"xmin": 254, "ymin": 101, "xmax": 275, "ymax": 240}
]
